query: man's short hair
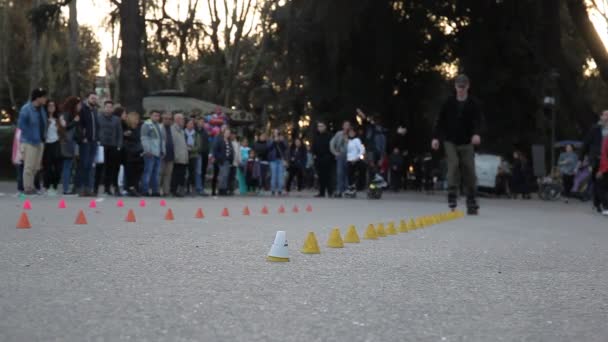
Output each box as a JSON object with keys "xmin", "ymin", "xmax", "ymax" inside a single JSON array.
[
  {"xmin": 31, "ymin": 88, "xmax": 48, "ymax": 101},
  {"xmin": 104, "ymin": 100, "xmax": 113, "ymax": 106},
  {"xmin": 87, "ymin": 91, "xmax": 97, "ymax": 97}
]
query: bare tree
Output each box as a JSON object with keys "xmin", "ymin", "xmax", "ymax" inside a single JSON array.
[
  {"xmin": 201, "ymin": 0, "xmax": 257, "ymax": 106},
  {"xmin": 68, "ymin": 0, "xmax": 79, "ymax": 95},
  {"xmin": 111, "ymin": 0, "xmax": 146, "ymax": 113},
  {"xmin": 568, "ymin": 0, "xmax": 608, "ymax": 85},
  {"xmin": 0, "ymin": 0, "xmax": 16, "ymax": 107}
]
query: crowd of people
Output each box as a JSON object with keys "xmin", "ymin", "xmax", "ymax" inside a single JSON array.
[{"xmin": 12, "ymin": 88, "xmax": 405, "ymax": 200}]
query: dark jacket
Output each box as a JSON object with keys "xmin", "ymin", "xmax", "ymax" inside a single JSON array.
[
  {"xmin": 253, "ymin": 140, "xmax": 270, "ymax": 162},
  {"xmin": 288, "ymin": 145, "xmax": 307, "ymax": 169},
  {"xmin": 433, "ymin": 96, "xmax": 483, "ymax": 145},
  {"xmin": 212, "ymin": 136, "xmax": 234, "ymax": 164},
  {"xmin": 581, "ymin": 123, "xmax": 605, "ymax": 166},
  {"xmin": 197, "ymin": 128, "xmax": 211, "ymax": 155},
  {"xmin": 123, "ymin": 123, "xmax": 143, "ymax": 163},
  {"xmin": 80, "ymin": 101, "xmax": 100, "ymax": 143},
  {"xmin": 97, "ymin": 113, "xmax": 123, "ymax": 147},
  {"xmin": 312, "ymin": 131, "xmax": 333, "ymax": 163},
  {"xmin": 268, "ymin": 140, "xmax": 287, "ymax": 162},
  {"xmin": 60, "ymin": 112, "xmax": 80, "ymax": 158}
]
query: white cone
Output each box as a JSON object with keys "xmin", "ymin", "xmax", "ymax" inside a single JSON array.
[{"xmin": 267, "ymin": 231, "xmax": 289, "ymax": 262}]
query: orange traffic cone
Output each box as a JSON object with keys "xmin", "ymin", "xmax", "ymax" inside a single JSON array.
[
  {"xmin": 126, "ymin": 209, "xmax": 136, "ymax": 222},
  {"xmin": 164, "ymin": 208, "xmax": 174, "ymax": 220},
  {"xmin": 306, "ymin": 204, "xmax": 312, "ymax": 212},
  {"xmin": 139, "ymin": 199, "xmax": 146, "ymax": 207},
  {"xmin": 243, "ymin": 206, "xmax": 251, "ymax": 216},
  {"xmin": 58, "ymin": 199, "xmax": 66, "ymax": 209},
  {"xmin": 292, "ymin": 205, "xmax": 299, "ymax": 213},
  {"xmin": 75, "ymin": 210, "xmax": 88, "ymax": 225},
  {"xmin": 278, "ymin": 205, "xmax": 286, "ymax": 214},
  {"xmin": 23, "ymin": 199, "xmax": 32, "ymax": 210},
  {"xmin": 116, "ymin": 199, "xmax": 124, "ymax": 207},
  {"xmin": 195, "ymin": 208, "xmax": 205, "ymax": 219},
  {"xmin": 160, "ymin": 199, "xmax": 167, "ymax": 207},
  {"xmin": 221, "ymin": 208, "xmax": 230, "ymax": 217},
  {"xmin": 16, "ymin": 212, "xmax": 31, "ymax": 229},
  {"xmin": 89, "ymin": 199, "xmax": 97, "ymax": 208},
  {"xmin": 261, "ymin": 206, "xmax": 269, "ymax": 215}
]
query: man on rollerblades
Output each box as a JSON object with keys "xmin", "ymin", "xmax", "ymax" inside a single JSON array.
[{"xmin": 432, "ymin": 74, "xmax": 483, "ymax": 215}]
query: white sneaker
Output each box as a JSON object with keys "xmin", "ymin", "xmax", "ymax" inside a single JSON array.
[
  {"xmin": 47, "ymin": 189, "xmax": 57, "ymax": 197},
  {"xmin": 602, "ymin": 210, "xmax": 608, "ymax": 216}
]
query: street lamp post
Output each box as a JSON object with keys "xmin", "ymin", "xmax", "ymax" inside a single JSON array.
[{"xmin": 543, "ymin": 95, "xmax": 556, "ymax": 169}]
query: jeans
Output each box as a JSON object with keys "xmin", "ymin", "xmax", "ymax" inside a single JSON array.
[
  {"xmin": 62, "ymin": 158, "xmax": 74, "ymax": 193},
  {"xmin": 335, "ymin": 156, "xmax": 348, "ymax": 194},
  {"xmin": 187, "ymin": 156, "xmax": 201, "ymax": 193},
  {"xmin": 141, "ymin": 155, "xmax": 161, "ymax": 194},
  {"xmin": 270, "ymin": 160, "xmax": 285, "ymax": 193},
  {"xmin": 78, "ymin": 142, "xmax": 96, "ymax": 192}
]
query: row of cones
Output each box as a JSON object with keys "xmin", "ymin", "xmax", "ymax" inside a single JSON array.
[
  {"xmin": 267, "ymin": 210, "xmax": 465, "ymax": 261},
  {"xmin": 16, "ymin": 203, "xmax": 315, "ymax": 228}
]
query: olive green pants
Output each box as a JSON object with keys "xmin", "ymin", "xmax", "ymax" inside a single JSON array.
[{"xmin": 444, "ymin": 142, "xmax": 477, "ymax": 198}]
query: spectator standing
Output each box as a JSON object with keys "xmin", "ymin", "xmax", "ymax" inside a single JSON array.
[
  {"xmin": 160, "ymin": 112, "xmax": 174, "ymax": 196},
  {"xmin": 245, "ymin": 149, "xmax": 261, "ymax": 193},
  {"xmin": 268, "ymin": 129, "xmax": 287, "ymax": 196},
  {"xmin": 196, "ymin": 116, "xmax": 210, "ymax": 196},
  {"xmin": 229, "ymin": 132, "xmax": 241, "ymax": 195},
  {"xmin": 97, "ymin": 100, "xmax": 123, "ymax": 196},
  {"xmin": 558, "ymin": 144, "xmax": 578, "ymax": 198},
  {"xmin": 596, "ymin": 134, "xmax": 608, "ymax": 215},
  {"xmin": 286, "ymin": 138, "xmax": 307, "ymax": 193},
  {"xmin": 581, "ymin": 110, "xmax": 608, "ymax": 213},
  {"xmin": 18, "ymin": 88, "xmax": 48, "ymax": 195},
  {"xmin": 59, "ymin": 96, "xmax": 81, "ymax": 195},
  {"xmin": 170, "ymin": 113, "xmax": 188, "ymax": 197},
  {"xmin": 140, "ymin": 111, "xmax": 164, "ymax": 196},
  {"xmin": 77, "ymin": 92, "xmax": 100, "ymax": 197},
  {"xmin": 185, "ymin": 118, "xmax": 201, "ymax": 196},
  {"xmin": 238, "ymin": 137, "xmax": 251, "ymax": 194},
  {"xmin": 312, "ymin": 122, "xmax": 333, "ymax": 197},
  {"xmin": 346, "ymin": 128, "xmax": 365, "ymax": 191},
  {"xmin": 330, "ymin": 121, "xmax": 351, "ymax": 197},
  {"xmin": 42, "ymin": 100, "xmax": 62, "ymax": 196},
  {"xmin": 253, "ymin": 133, "xmax": 270, "ymax": 192},
  {"xmin": 212, "ymin": 128, "xmax": 234, "ymax": 196},
  {"xmin": 432, "ymin": 74, "xmax": 483, "ymax": 214},
  {"xmin": 511, "ymin": 151, "xmax": 531, "ymax": 199},
  {"xmin": 123, "ymin": 112, "xmax": 143, "ymax": 196}
]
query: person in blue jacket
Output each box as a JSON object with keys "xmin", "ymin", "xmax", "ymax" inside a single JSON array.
[{"xmin": 18, "ymin": 88, "xmax": 48, "ymax": 195}]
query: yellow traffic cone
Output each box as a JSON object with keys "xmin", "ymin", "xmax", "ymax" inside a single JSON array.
[
  {"xmin": 301, "ymin": 232, "xmax": 321, "ymax": 254},
  {"xmin": 344, "ymin": 225, "xmax": 360, "ymax": 243},
  {"xmin": 327, "ymin": 228, "xmax": 344, "ymax": 248},
  {"xmin": 399, "ymin": 219, "xmax": 408, "ymax": 233},
  {"xmin": 376, "ymin": 223, "xmax": 387, "ymax": 237},
  {"xmin": 386, "ymin": 222, "xmax": 397, "ymax": 235},
  {"xmin": 408, "ymin": 218, "xmax": 417, "ymax": 230},
  {"xmin": 364, "ymin": 224, "xmax": 378, "ymax": 240}
]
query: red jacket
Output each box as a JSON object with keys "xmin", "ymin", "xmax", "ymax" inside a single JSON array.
[{"xmin": 600, "ymin": 137, "xmax": 608, "ymax": 173}]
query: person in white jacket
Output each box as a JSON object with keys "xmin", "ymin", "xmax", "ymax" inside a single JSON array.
[{"xmin": 346, "ymin": 128, "xmax": 365, "ymax": 190}]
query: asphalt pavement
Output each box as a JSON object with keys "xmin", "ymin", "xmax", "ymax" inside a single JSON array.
[{"xmin": 0, "ymin": 189, "xmax": 607, "ymax": 342}]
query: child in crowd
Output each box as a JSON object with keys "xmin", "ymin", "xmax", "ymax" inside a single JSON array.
[
  {"xmin": 245, "ymin": 149, "xmax": 261, "ymax": 193},
  {"xmin": 239, "ymin": 138, "xmax": 251, "ymax": 194}
]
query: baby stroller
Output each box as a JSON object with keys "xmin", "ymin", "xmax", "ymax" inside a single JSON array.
[
  {"xmin": 367, "ymin": 173, "xmax": 388, "ymax": 199},
  {"xmin": 571, "ymin": 162, "xmax": 593, "ymax": 201}
]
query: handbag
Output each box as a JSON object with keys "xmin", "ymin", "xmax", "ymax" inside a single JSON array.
[{"xmin": 95, "ymin": 145, "xmax": 105, "ymax": 164}]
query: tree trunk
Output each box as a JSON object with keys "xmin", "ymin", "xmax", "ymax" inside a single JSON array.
[
  {"xmin": 567, "ymin": 0, "xmax": 608, "ymax": 85},
  {"xmin": 68, "ymin": 0, "xmax": 79, "ymax": 96},
  {"xmin": 29, "ymin": 0, "xmax": 45, "ymax": 91},
  {"xmin": 0, "ymin": 1, "xmax": 15, "ymax": 107},
  {"xmin": 118, "ymin": 0, "xmax": 145, "ymax": 113}
]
